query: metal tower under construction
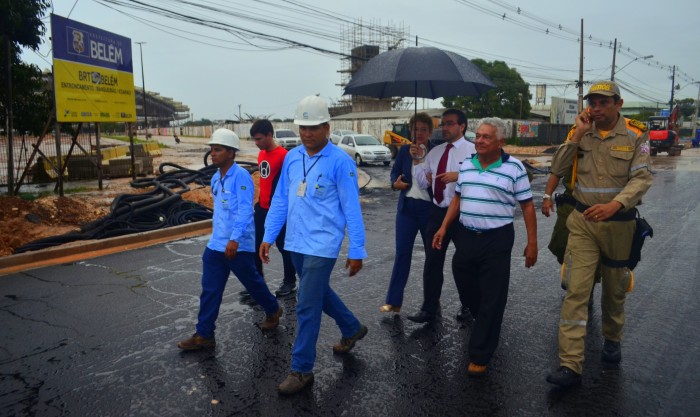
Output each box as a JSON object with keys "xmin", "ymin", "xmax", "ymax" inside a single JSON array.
[{"xmin": 337, "ymin": 19, "xmax": 408, "ymax": 114}]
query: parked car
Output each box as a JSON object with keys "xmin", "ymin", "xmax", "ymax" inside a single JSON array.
[
  {"xmin": 338, "ymin": 134, "xmax": 392, "ymax": 166},
  {"xmin": 273, "ymin": 129, "xmax": 301, "ymax": 150},
  {"xmin": 330, "ymin": 129, "xmax": 357, "ymax": 144}
]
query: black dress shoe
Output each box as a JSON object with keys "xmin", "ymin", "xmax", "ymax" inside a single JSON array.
[
  {"xmin": 546, "ymin": 366, "xmax": 582, "ymax": 387},
  {"xmin": 455, "ymin": 307, "xmax": 475, "ymax": 322},
  {"xmin": 601, "ymin": 339, "xmax": 621, "ymax": 363},
  {"xmin": 407, "ymin": 310, "xmax": 437, "ymax": 323}
]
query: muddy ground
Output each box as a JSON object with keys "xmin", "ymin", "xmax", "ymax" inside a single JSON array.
[{"xmin": 0, "ymin": 141, "xmax": 260, "ymax": 257}]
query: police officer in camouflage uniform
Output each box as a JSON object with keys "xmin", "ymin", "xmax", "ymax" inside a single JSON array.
[{"xmin": 546, "ymin": 81, "xmax": 653, "ymax": 387}]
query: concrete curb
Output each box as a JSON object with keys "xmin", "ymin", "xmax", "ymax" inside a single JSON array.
[{"xmin": 0, "ymin": 220, "xmax": 212, "ymax": 277}]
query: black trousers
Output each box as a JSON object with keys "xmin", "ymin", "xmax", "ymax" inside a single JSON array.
[
  {"xmin": 420, "ymin": 205, "xmax": 469, "ymax": 315},
  {"xmin": 254, "ymin": 203, "xmax": 296, "ymax": 284},
  {"xmin": 452, "ymin": 222, "xmax": 514, "ymax": 365}
]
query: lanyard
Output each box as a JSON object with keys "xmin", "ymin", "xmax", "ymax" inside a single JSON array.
[
  {"xmin": 302, "ymin": 154, "xmax": 322, "ymax": 183},
  {"xmin": 219, "ymin": 175, "xmax": 226, "ymax": 193}
]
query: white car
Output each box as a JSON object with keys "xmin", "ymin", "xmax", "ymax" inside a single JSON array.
[
  {"xmin": 273, "ymin": 129, "xmax": 301, "ymax": 150},
  {"xmin": 338, "ymin": 134, "xmax": 392, "ymax": 166},
  {"xmin": 330, "ymin": 129, "xmax": 357, "ymax": 145}
]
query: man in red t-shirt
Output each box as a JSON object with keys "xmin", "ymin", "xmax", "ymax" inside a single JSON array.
[{"xmin": 251, "ymin": 119, "xmax": 298, "ymax": 296}]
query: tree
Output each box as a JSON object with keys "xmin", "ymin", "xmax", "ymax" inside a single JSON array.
[
  {"xmin": 0, "ymin": 0, "xmax": 52, "ymax": 134},
  {"xmin": 626, "ymin": 109, "xmax": 655, "ymax": 123},
  {"xmin": 0, "ymin": 0, "xmax": 50, "ymax": 49},
  {"xmin": 6, "ymin": 59, "xmax": 52, "ymax": 136},
  {"xmin": 676, "ymin": 98, "xmax": 695, "ymax": 119},
  {"xmin": 183, "ymin": 119, "xmax": 214, "ymax": 127},
  {"xmin": 442, "ymin": 59, "xmax": 531, "ymax": 120}
]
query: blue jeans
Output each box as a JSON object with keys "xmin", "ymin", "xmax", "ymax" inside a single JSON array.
[
  {"xmin": 385, "ymin": 197, "xmax": 431, "ymax": 306},
  {"xmin": 289, "ymin": 252, "xmax": 361, "ymax": 373},
  {"xmin": 196, "ymin": 248, "xmax": 279, "ymax": 339}
]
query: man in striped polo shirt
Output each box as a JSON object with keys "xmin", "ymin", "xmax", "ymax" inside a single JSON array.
[{"xmin": 432, "ymin": 117, "xmax": 538, "ymax": 377}]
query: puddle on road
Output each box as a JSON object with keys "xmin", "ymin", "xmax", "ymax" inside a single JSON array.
[{"xmin": 651, "ymin": 150, "xmax": 700, "ymax": 172}]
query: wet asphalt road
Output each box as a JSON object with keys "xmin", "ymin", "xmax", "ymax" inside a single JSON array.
[{"xmin": 2, "ymin": 152, "xmax": 700, "ymax": 416}]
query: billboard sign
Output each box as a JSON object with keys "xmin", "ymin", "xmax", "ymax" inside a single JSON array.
[
  {"xmin": 550, "ymin": 97, "xmax": 578, "ymax": 125},
  {"xmin": 51, "ymin": 14, "xmax": 136, "ymax": 122}
]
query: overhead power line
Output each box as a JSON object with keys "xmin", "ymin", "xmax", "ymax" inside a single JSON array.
[
  {"xmin": 54, "ymin": 0, "xmax": 694, "ymax": 105},
  {"xmin": 454, "ymin": 0, "xmax": 696, "ymax": 86}
]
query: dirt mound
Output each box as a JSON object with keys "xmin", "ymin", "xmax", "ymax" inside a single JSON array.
[
  {"xmin": 0, "ymin": 196, "xmax": 110, "ymax": 256},
  {"xmin": 0, "ymin": 172, "xmax": 260, "ymax": 257}
]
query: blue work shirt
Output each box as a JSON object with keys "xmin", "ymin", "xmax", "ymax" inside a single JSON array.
[
  {"xmin": 264, "ymin": 142, "xmax": 367, "ymax": 260},
  {"xmin": 207, "ymin": 163, "xmax": 255, "ymax": 253}
]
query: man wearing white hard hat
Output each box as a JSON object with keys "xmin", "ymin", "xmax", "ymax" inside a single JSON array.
[
  {"xmin": 260, "ymin": 96, "xmax": 368, "ymax": 395},
  {"xmin": 178, "ymin": 128, "xmax": 282, "ymax": 351}
]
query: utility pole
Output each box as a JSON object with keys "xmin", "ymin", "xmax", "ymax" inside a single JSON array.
[
  {"xmin": 669, "ymin": 65, "xmax": 676, "ymax": 113},
  {"xmin": 136, "ymin": 42, "xmax": 149, "ymax": 138},
  {"xmin": 692, "ymin": 82, "xmax": 700, "ymax": 134},
  {"xmin": 610, "ymin": 38, "xmax": 617, "ymax": 81}
]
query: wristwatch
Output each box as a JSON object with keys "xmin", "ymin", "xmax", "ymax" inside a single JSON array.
[{"xmin": 543, "ymin": 193, "xmax": 552, "ymax": 201}]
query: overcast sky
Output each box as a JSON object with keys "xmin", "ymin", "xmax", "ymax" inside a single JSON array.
[{"xmin": 23, "ymin": 0, "xmax": 700, "ymax": 121}]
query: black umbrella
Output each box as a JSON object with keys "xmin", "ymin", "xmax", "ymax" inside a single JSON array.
[{"xmin": 343, "ymin": 46, "xmax": 495, "ymax": 100}]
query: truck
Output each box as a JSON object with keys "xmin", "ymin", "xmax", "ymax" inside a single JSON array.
[
  {"xmin": 648, "ymin": 112, "xmax": 683, "ymax": 156},
  {"xmin": 383, "ymin": 122, "xmax": 412, "ymax": 159},
  {"xmin": 383, "ymin": 117, "xmax": 441, "ymax": 159}
]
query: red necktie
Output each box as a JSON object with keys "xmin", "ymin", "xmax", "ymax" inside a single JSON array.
[{"xmin": 433, "ymin": 143, "xmax": 453, "ymax": 204}]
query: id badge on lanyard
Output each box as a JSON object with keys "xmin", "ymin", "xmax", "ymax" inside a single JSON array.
[
  {"xmin": 298, "ymin": 154, "xmax": 321, "ymax": 198},
  {"xmin": 297, "ymin": 181, "xmax": 307, "ymax": 196}
]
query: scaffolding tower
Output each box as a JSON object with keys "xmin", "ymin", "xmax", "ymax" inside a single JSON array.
[{"xmin": 336, "ymin": 19, "xmax": 409, "ymax": 114}]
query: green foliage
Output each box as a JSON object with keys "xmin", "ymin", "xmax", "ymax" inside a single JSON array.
[
  {"xmin": 0, "ymin": 0, "xmax": 50, "ymax": 48},
  {"xmin": 183, "ymin": 119, "xmax": 214, "ymax": 126},
  {"xmin": 626, "ymin": 109, "xmax": 655, "ymax": 122},
  {"xmin": 0, "ymin": 0, "xmax": 52, "ymax": 135},
  {"xmin": 2, "ymin": 60, "xmax": 53, "ymax": 135},
  {"xmin": 18, "ymin": 186, "xmax": 94, "ymax": 200},
  {"xmin": 442, "ymin": 59, "xmax": 531, "ymax": 119},
  {"xmin": 677, "ymin": 98, "xmax": 696, "ymax": 119}
]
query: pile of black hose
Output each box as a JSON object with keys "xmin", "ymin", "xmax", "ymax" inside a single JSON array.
[
  {"xmin": 522, "ymin": 160, "xmax": 551, "ymax": 175},
  {"xmin": 14, "ymin": 158, "xmax": 259, "ymax": 254}
]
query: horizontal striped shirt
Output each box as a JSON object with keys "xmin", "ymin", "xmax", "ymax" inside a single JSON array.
[{"xmin": 455, "ymin": 151, "xmax": 532, "ymax": 231}]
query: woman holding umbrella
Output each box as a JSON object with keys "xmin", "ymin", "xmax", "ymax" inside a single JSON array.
[{"xmin": 380, "ymin": 112, "xmax": 434, "ymax": 313}]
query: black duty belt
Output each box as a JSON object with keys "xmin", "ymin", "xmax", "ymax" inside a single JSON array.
[
  {"xmin": 574, "ymin": 201, "xmax": 637, "ymax": 221},
  {"xmin": 554, "ymin": 193, "xmax": 576, "ymax": 207}
]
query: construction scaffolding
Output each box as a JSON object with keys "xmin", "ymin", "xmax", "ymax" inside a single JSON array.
[{"xmin": 337, "ymin": 19, "xmax": 409, "ymax": 113}]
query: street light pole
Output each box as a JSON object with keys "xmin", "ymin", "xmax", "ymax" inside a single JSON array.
[
  {"xmin": 611, "ymin": 54, "xmax": 654, "ymax": 81},
  {"xmin": 136, "ymin": 41, "xmax": 149, "ymax": 138},
  {"xmin": 692, "ymin": 82, "xmax": 700, "ymax": 134}
]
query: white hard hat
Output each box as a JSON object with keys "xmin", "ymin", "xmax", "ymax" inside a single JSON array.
[
  {"xmin": 294, "ymin": 95, "xmax": 331, "ymax": 126},
  {"xmin": 208, "ymin": 128, "xmax": 240, "ymax": 150}
]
